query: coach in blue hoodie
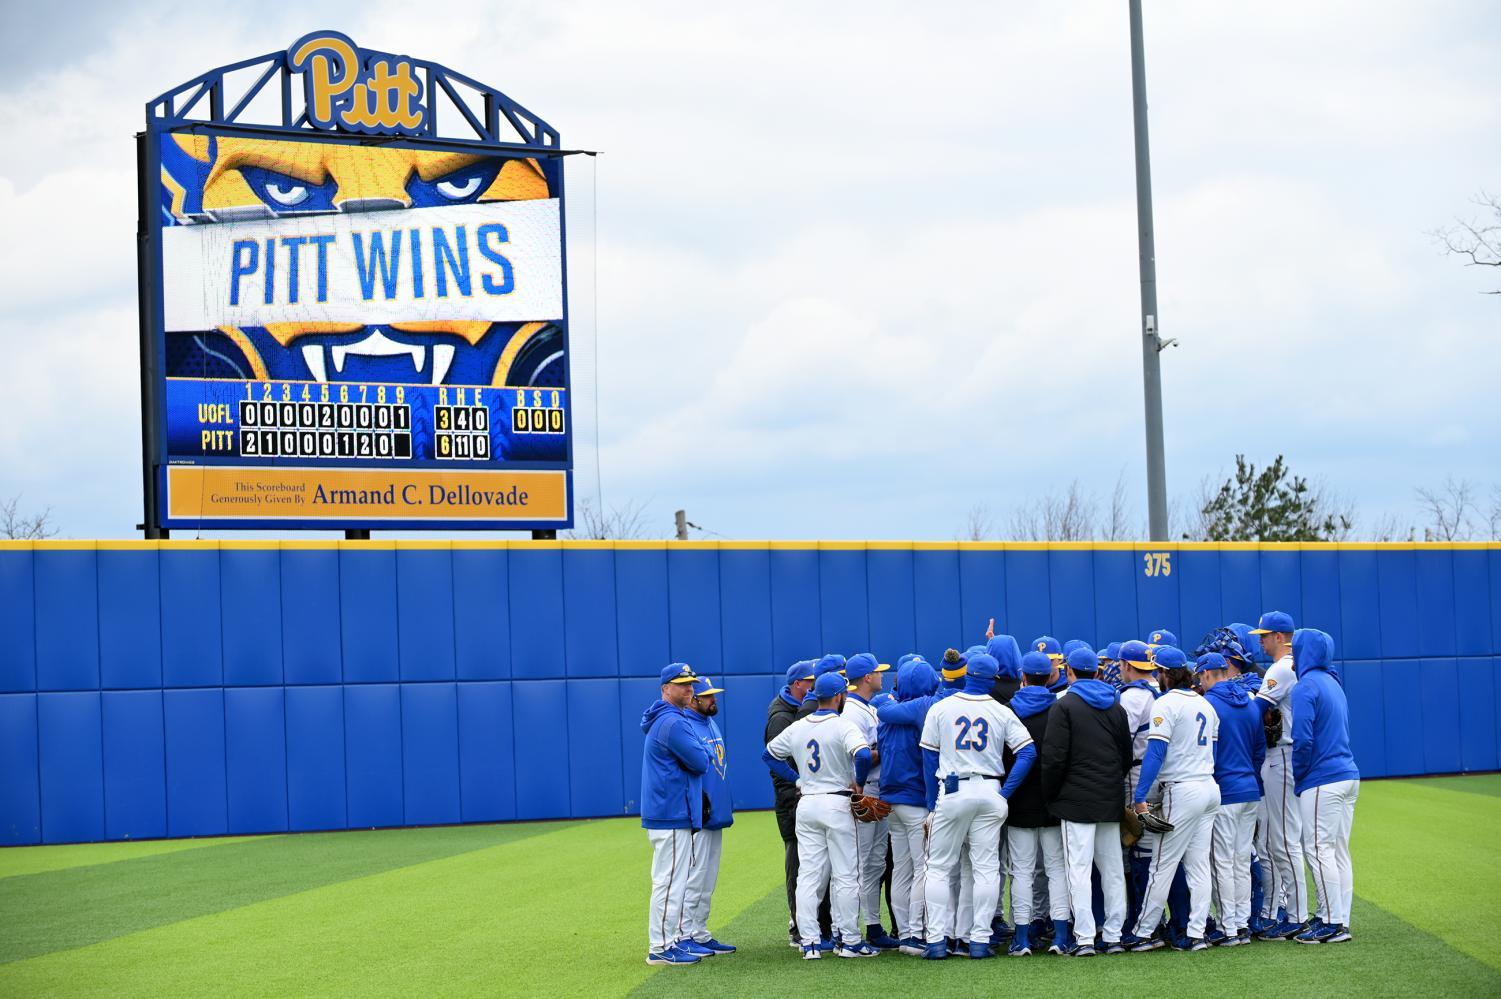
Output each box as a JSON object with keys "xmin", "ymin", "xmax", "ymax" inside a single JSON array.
[
  {"xmin": 640, "ymin": 664, "xmax": 711, "ymax": 965},
  {"xmin": 1290, "ymin": 629, "xmax": 1359, "ymax": 944},
  {"xmin": 1197, "ymin": 652, "xmax": 1265, "ymax": 944},
  {"xmin": 879, "ymin": 658, "xmax": 940, "ymax": 954}
]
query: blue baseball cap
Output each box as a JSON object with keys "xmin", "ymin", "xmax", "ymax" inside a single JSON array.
[
  {"xmin": 1117, "ymin": 640, "xmax": 1153, "ymax": 669},
  {"xmin": 1101, "ymin": 641, "xmax": 1123, "ymax": 661},
  {"xmin": 1063, "ymin": 639, "xmax": 1090, "ymax": 656},
  {"xmin": 1194, "ymin": 652, "xmax": 1228, "ymax": 674},
  {"xmin": 1250, "ymin": 611, "xmax": 1295, "ymax": 635},
  {"xmin": 966, "ymin": 653, "xmax": 1000, "ymax": 681},
  {"xmin": 660, "ymin": 663, "xmax": 697, "ymax": 685},
  {"xmin": 1021, "ymin": 651, "xmax": 1054, "ymax": 677},
  {"xmin": 813, "ymin": 671, "xmax": 848, "ymax": 699},
  {"xmin": 1031, "ymin": 636, "xmax": 1064, "ymax": 660},
  {"xmin": 845, "ymin": 653, "xmax": 891, "ymax": 682},
  {"xmin": 692, "ymin": 675, "xmax": 725, "ymax": 696},
  {"xmin": 1152, "ymin": 646, "xmax": 1188, "ymax": 671},
  {"xmin": 897, "ymin": 653, "xmax": 922, "ymax": 668},
  {"xmin": 1147, "ymin": 628, "xmax": 1179, "ymax": 648},
  {"xmin": 815, "ymin": 654, "xmax": 847, "ymax": 677},
  {"xmin": 1066, "ymin": 647, "xmax": 1098, "ymax": 673},
  {"xmin": 785, "ymin": 660, "xmax": 816, "ymax": 685}
]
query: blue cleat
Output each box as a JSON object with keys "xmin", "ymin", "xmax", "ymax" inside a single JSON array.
[
  {"xmin": 817, "ymin": 937, "xmax": 836, "ymax": 952},
  {"xmin": 1071, "ymin": 944, "xmax": 1097, "ymax": 957},
  {"xmin": 1009, "ymin": 925, "xmax": 1032, "ymax": 957},
  {"xmin": 898, "ymin": 936, "xmax": 926, "ymax": 956},
  {"xmin": 1187, "ymin": 938, "xmax": 1210, "ymax": 952},
  {"xmin": 699, "ymin": 938, "xmax": 736, "ymax": 954},
  {"xmin": 1104, "ymin": 940, "xmax": 1127, "ymax": 955},
  {"xmin": 923, "ymin": 940, "xmax": 948, "ymax": 960},
  {"xmin": 866, "ymin": 926, "xmax": 901, "ymax": 950},
  {"xmin": 991, "ymin": 917, "xmax": 1014, "ymax": 940},
  {"xmin": 647, "ymin": 947, "xmax": 699, "ymax": 965},
  {"xmin": 1205, "ymin": 928, "xmax": 1229, "ymax": 946},
  {"xmin": 1048, "ymin": 920, "xmax": 1071, "ymax": 955},
  {"xmin": 836, "ymin": 940, "xmax": 880, "ymax": 958},
  {"xmin": 1295, "ymin": 920, "xmax": 1328, "ymax": 944},
  {"xmin": 1325, "ymin": 924, "xmax": 1352, "ymax": 943},
  {"xmin": 1131, "ymin": 934, "xmax": 1166, "ymax": 952},
  {"xmin": 676, "ymin": 940, "xmax": 715, "ymax": 958},
  {"xmin": 802, "ymin": 944, "xmax": 822, "ymax": 961},
  {"xmin": 969, "ymin": 940, "xmax": 994, "ymax": 959}
]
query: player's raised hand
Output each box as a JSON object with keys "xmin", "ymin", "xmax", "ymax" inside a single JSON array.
[{"xmin": 985, "ymin": 618, "xmax": 995, "ymax": 641}]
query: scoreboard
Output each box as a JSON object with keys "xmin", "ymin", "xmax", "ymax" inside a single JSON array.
[{"xmin": 140, "ymin": 32, "xmax": 574, "ymax": 532}]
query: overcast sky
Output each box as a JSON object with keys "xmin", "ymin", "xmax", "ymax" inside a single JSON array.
[{"xmin": 1, "ymin": 0, "xmax": 1497, "ymax": 540}]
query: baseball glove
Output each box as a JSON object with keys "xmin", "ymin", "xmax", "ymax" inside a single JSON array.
[
  {"xmin": 851, "ymin": 795, "xmax": 893, "ymax": 822},
  {"xmin": 1120, "ymin": 806, "xmax": 1143, "ymax": 847},
  {"xmin": 1138, "ymin": 803, "xmax": 1174, "ymax": 834},
  {"xmin": 1264, "ymin": 708, "xmax": 1283, "ymax": 749}
]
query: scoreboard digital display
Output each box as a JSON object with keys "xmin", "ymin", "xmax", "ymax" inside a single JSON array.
[{"xmin": 140, "ymin": 32, "xmax": 574, "ymax": 531}]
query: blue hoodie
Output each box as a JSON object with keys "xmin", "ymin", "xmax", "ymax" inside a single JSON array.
[
  {"xmin": 639, "ymin": 699, "xmax": 710, "ymax": 830},
  {"xmin": 1291, "ymin": 629, "xmax": 1359, "ymax": 795},
  {"xmin": 877, "ymin": 660, "xmax": 939, "ymax": 807},
  {"xmin": 986, "ymin": 636, "xmax": 1023, "ymax": 680},
  {"xmin": 1204, "ymin": 679, "xmax": 1266, "ymax": 804},
  {"xmin": 684, "ymin": 709, "xmax": 733, "ymax": 830},
  {"xmin": 1067, "ymin": 677, "xmax": 1118, "ymax": 710},
  {"xmin": 1009, "ymin": 684, "xmax": 1056, "ymax": 721}
]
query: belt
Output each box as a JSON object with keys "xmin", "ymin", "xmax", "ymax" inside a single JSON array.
[
  {"xmin": 941, "ymin": 774, "xmax": 1001, "ymax": 795},
  {"xmin": 805, "ymin": 790, "xmax": 853, "ymax": 797}
]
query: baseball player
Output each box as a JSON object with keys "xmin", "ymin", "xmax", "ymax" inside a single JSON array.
[
  {"xmin": 1290, "ymin": 628, "xmax": 1359, "ymax": 944},
  {"xmin": 843, "ymin": 653, "xmax": 899, "ymax": 949},
  {"xmin": 1129, "ymin": 647, "xmax": 1222, "ymax": 952},
  {"xmin": 1005, "ymin": 651, "xmax": 1072, "ymax": 956},
  {"xmin": 878, "ymin": 657, "xmax": 939, "ymax": 955},
  {"xmin": 763, "ymin": 670, "xmax": 879, "ymax": 960},
  {"xmin": 1148, "ymin": 628, "xmax": 1179, "ymax": 649},
  {"xmin": 1115, "ymin": 640, "xmax": 1159, "ymax": 938},
  {"xmin": 1250, "ymin": 610, "xmax": 1310, "ymax": 939},
  {"xmin": 766, "ymin": 661, "xmax": 828, "ymax": 948},
  {"xmin": 1197, "ymin": 652, "xmax": 1265, "ymax": 947},
  {"xmin": 641, "ymin": 664, "xmax": 711, "ymax": 966},
  {"xmin": 919, "ymin": 653, "xmax": 1037, "ymax": 960},
  {"xmin": 1031, "ymin": 636, "xmax": 1069, "ymax": 695},
  {"xmin": 680, "ymin": 676, "xmax": 737, "ymax": 957}
]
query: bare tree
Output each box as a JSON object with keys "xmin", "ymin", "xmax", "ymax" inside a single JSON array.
[
  {"xmin": 1, "ymin": 494, "xmax": 57, "ymax": 540},
  {"xmin": 1007, "ymin": 480, "xmax": 1098, "ymax": 541},
  {"xmin": 959, "ymin": 504, "xmax": 997, "ymax": 542},
  {"xmin": 1491, "ymin": 485, "xmax": 1501, "ymax": 540},
  {"xmin": 564, "ymin": 497, "xmax": 653, "ymax": 540},
  {"xmin": 1433, "ymin": 191, "xmax": 1501, "ymax": 294},
  {"xmin": 1415, "ymin": 477, "xmax": 1478, "ymax": 541},
  {"xmin": 1363, "ymin": 512, "xmax": 1416, "ymax": 543},
  {"xmin": 1100, "ymin": 472, "xmax": 1132, "ymax": 542}
]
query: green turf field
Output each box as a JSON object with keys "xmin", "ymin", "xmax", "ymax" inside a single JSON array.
[{"xmin": 1, "ymin": 775, "xmax": 1498, "ymax": 997}]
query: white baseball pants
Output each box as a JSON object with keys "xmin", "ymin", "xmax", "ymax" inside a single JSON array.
[
  {"xmin": 795, "ymin": 793, "xmax": 861, "ymax": 946},
  {"xmin": 1060, "ymin": 819, "xmax": 1127, "ymax": 944},
  {"xmin": 1007, "ymin": 825, "xmax": 1070, "ymax": 923},
  {"xmin": 647, "ymin": 827, "xmax": 693, "ymax": 953},
  {"xmin": 887, "ymin": 804, "xmax": 929, "ymax": 939},
  {"xmin": 1300, "ymin": 779, "xmax": 1359, "ymax": 926},
  {"xmin": 682, "ymin": 827, "xmax": 723, "ymax": 943},
  {"xmin": 854, "ymin": 783, "xmax": 890, "ymax": 927},
  {"xmin": 1133, "ymin": 777, "xmax": 1220, "ymax": 940},
  {"xmin": 1211, "ymin": 801, "xmax": 1258, "ymax": 933},
  {"xmin": 924, "ymin": 778, "xmax": 1007, "ymax": 944},
  {"xmin": 1260, "ymin": 745, "xmax": 1307, "ymax": 922}
]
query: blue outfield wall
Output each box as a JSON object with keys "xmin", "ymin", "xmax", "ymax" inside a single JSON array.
[{"xmin": 0, "ymin": 540, "xmax": 1498, "ymax": 845}]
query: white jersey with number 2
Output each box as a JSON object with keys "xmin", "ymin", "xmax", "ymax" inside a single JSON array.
[
  {"xmin": 1146, "ymin": 688, "xmax": 1218, "ymax": 783},
  {"xmin": 919, "ymin": 692, "xmax": 1033, "ymax": 779}
]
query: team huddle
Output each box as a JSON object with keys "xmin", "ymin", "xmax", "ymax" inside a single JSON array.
[{"xmin": 638, "ymin": 610, "xmax": 1360, "ymax": 966}]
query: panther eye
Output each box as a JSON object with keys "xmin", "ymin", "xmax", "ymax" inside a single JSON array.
[
  {"xmin": 264, "ymin": 180, "xmax": 310, "ymax": 207},
  {"xmin": 436, "ymin": 174, "xmax": 484, "ymax": 200}
]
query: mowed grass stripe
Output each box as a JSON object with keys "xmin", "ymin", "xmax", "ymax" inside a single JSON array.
[
  {"xmin": 1402, "ymin": 773, "xmax": 1501, "ymax": 799},
  {"xmin": 0, "ymin": 822, "xmax": 570, "ymax": 965},
  {"xmin": 0, "ymin": 835, "xmax": 263, "ymax": 880}
]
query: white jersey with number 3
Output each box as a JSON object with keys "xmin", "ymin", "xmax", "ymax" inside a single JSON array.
[
  {"xmin": 919, "ymin": 692, "xmax": 1033, "ymax": 778},
  {"xmin": 1146, "ymin": 689, "xmax": 1218, "ymax": 783},
  {"xmin": 766, "ymin": 711, "xmax": 868, "ymax": 794}
]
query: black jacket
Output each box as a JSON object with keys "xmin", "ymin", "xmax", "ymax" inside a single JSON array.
[
  {"xmin": 1040, "ymin": 689, "xmax": 1132, "ymax": 824},
  {"xmin": 1004, "ymin": 699, "xmax": 1058, "ymax": 828},
  {"xmin": 989, "ymin": 676, "xmax": 1020, "ymax": 705},
  {"xmin": 766, "ymin": 693, "xmax": 802, "ymax": 812}
]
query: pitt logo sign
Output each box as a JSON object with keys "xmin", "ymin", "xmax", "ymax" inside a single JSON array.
[{"xmin": 288, "ymin": 31, "xmax": 426, "ymax": 136}]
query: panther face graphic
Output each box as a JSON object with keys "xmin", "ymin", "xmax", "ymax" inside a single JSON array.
[{"xmin": 160, "ymin": 133, "xmax": 564, "ymax": 388}]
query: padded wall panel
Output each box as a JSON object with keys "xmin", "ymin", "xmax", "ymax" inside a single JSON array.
[
  {"xmin": 0, "ymin": 694, "xmax": 40, "ymax": 844},
  {"xmin": 616, "ymin": 548, "xmax": 669, "ymax": 678},
  {"xmin": 819, "ymin": 550, "xmax": 869, "ymax": 655},
  {"xmin": 341, "ymin": 547, "xmax": 399, "ymax": 684},
  {"xmin": 1380, "ymin": 660, "xmax": 1423, "ymax": 776},
  {"xmin": 1338, "ymin": 550, "xmax": 1382, "ymax": 661},
  {"xmin": 397, "ymin": 549, "xmax": 456, "ymax": 682},
  {"xmin": 1048, "ymin": 551, "xmax": 1094, "ymax": 647},
  {"xmin": 1175, "ymin": 549, "xmax": 1222, "ymax": 652},
  {"xmin": 720, "ymin": 549, "xmax": 774, "ymax": 675},
  {"xmin": 566, "ymin": 679, "xmax": 623, "ymax": 817},
  {"xmin": 1217, "ymin": 550, "xmax": 1260, "ymax": 624},
  {"xmin": 163, "ymin": 688, "xmax": 227, "ymax": 836},
  {"xmin": 719, "ymin": 673, "xmax": 777, "ymax": 811},
  {"xmin": 1301, "ymin": 550, "xmax": 1343, "ymax": 655},
  {"xmin": 1415, "ymin": 551, "xmax": 1457, "ymax": 658},
  {"xmin": 286, "ymin": 685, "xmax": 346, "ymax": 831},
  {"xmin": 1092, "ymin": 551, "xmax": 1138, "ymax": 649},
  {"xmin": 1492, "ymin": 555, "xmax": 1501, "ymax": 652},
  {"xmin": 345, "ymin": 684, "xmax": 403, "ymax": 828},
  {"xmin": 1343, "ymin": 662, "xmax": 1386, "ymax": 779},
  {"xmin": 224, "ymin": 686, "xmax": 288, "ymax": 834},
  {"xmin": 456, "ymin": 681, "xmax": 515, "ymax": 822},
  {"xmin": 1452, "ymin": 550, "xmax": 1492, "ymax": 657},
  {"xmin": 221, "ymin": 548, "xmax": 283, "ymax": 686},
  {"xmin": 669, "ymin": 550, "xmax": 723, "ymax": 675},
  {"xmin": 401, "ymin": 683, "xmax": 461, "ymax": 825},
  {"xmin": 1001, "ymin": 551, "xmax": 1046, "ymax": 644},
  {"xmin": 1134, "ymin": 548, "xmax": 1179, "ymax": 645},
  {"xmin": 1259, "ymin": 549, "xmax": 1302, "ymax": 630},
  {"xmin": 563, "ymin": 550, "xmax": 617, "ymax": 678},
  {"xmin": 97, "ymin": 550, "xmax": 162, "ymax": 689},
  {"xmin": 160, "ymin": 550, "xmax": 222, "ymax": 688},
  {"xmin": 281, "ymin": 549, "xmax": 342, "ymax": 685},
  {"xmin": 960, "ymin": 550, "xmax": 1007, "ymax": 648},
  {"xmin": 101, "ymin": 690, "xmax": 166, "ymax": 840},
  {"xmin": 0, "ymin": 549, "xmax": 35, "ymax": 692},
  {"xmin": 1377, "ymin": 549, "xmax": 1420, "ymax": 660},
  {"xmin": 34, "ymin": 550, "xmax": 99, "ymax": 692},
  {"xmin": 37, "ymin": 692, "xmax": 103, "ymax": 843},
  {"xmin": 619, "ymin": 677, "xmax": 658, "ymax": 815},
  {"xmin": 1458, "ymin": 660, "xmax": 1497, "ymax": 772},
  {"xmin": 914, "ymin": 549, "xmax": 962, "ymax": 664},
  {"xmin": 509, "ymin": 549, "xmax": 565, "ymax": 679},
  {"xmin": 453, "ymin": 548, "xmax": 511, "ymax": 680},
  {"xmin": 770, "ymin": 550, "xmax": 821, "ymax": 668},
  {"xmin": 513, "ymin": 680, "xmax": 569, "ymax": 819},
  {"xmin": 867, "ymin": 550, "xmax": 916, "ymax": 665},
  {"xmin": 1419, "ymin": 658, "xmax": 1461, "ymax": 774}
]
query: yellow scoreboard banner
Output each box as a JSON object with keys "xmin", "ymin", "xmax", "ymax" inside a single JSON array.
[{"xmin": 166, "ymin": 466, "xmax": 567, "ymax": 522}]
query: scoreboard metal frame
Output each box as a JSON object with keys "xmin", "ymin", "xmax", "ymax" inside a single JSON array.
[{"xmin": 137, "ymin": 33, "xmax": 578, "ymax": 536}]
